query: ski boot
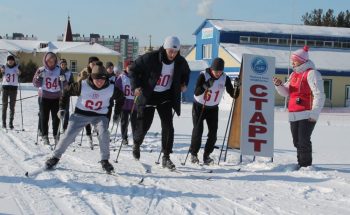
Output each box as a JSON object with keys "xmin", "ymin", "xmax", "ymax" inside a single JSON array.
[
  {"xmin": 45, "ymin": 157, "xmax": 60, "ymax": 169},
  {"xmin": 162, "ymin": 155, "xmax": 176, "ymax": 170},
  {"xmin": 190, "ymin": 154, "xmax": 199, "ymax": 164},
  {"xmin": 132, "ymin": 144, "xmax": 140, "ymax": 160},
  {"xmin": 203, "ymin": 154, "xmax": 214, "ymax": 165},
  {"xmin": 42, "ymin": 136, "xmax": 50, "ymax": 145},
  {"xmin": 121, "ymin": 139, "xmax": 128, "ymax": 146},
  {"xmin": 101, "ymin": 160, "xmax": 114, "ymax": 174}
]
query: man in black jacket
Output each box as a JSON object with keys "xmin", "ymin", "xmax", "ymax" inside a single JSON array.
[{"xmin": 129, "ymin": 36, "xmax": 190, "ymax": 170}]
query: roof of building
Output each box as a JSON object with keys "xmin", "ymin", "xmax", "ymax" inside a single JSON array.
[
  {"xmin": 187, "ymin": 60, "xmax": 209, "ymax": 71},
  {"xmin": 0, "ymin": 39, "xmax": 120, "ymax": 56},
  {"xmin": 221, "ymin": 43, "xmax": 350, "ymax": 72},
  {"xmin": 194, "ymin": 19, "xmax": 350, "ymax": 38}
]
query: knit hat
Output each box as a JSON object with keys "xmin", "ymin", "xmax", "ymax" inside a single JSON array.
[
  {"xmin": 211, "ymin": 58, "xmax": 225, "ymax": 71},
  {"xmin": 88, "ymin": 56, "xmax": 99, "ymax": 63},
  {"xmin": 163, "ymin": 36, "xmax": 180, "ymax": 51},
  {"xmin": 90, "ymin": 65, "xmax": 107, "ymax": 79},
  {"xmin": 60, "ymin": 59, "xmax": 67, "ymax": 64},
  {"xmin": 291, "ymin": 46, "xmax": 309, "ymax": 63},
  {"xmin": 7, "ymin": 55, "xmax": 15, "ymax": 61},
  {"xmin": 105, "ymin": 61, "xmax": 114, "ymax": 68},
  {"xmin": 124, "ymin": 60, "xmax": 133, "ymax": 69}
]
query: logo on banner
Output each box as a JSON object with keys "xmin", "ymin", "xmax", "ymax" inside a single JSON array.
[{"xmin": 251, "ymin": 57, "xmax": 268, "ymax": 75}]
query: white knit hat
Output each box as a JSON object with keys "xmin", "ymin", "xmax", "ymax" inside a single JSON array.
[
  {"xmin": 291, "ymin": 46, "xmax": 309, "ymax": 63},
  {"xmin": 163, "ymin": 36, "xmax": 180, "ymax": 51}
]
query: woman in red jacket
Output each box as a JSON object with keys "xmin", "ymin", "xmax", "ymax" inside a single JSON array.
[{"xmin": 273, "ymin": 46, "xmax": 325, "ymax": 168}]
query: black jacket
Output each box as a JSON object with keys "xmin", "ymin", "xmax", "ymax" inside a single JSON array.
[{"xmin": 129, "ymin": 47, "xmax": 190, "ymax": 116}]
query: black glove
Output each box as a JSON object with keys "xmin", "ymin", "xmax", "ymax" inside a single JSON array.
[
  {"xmin": 113, "ymin": 113, "xmax": 120, "ymax": 124},
  {"xmin": 203, "ymin": 78, "xmax": 214, "ymax": 89}
]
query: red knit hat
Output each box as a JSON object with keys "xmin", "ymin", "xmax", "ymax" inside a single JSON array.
[{"xmin": 291, "ymin": 46, "xmax": 309, "ymax": 63}]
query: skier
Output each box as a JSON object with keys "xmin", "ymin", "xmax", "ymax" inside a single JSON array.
[
  {"xmin": 129, "ymin": 36, "xmax": 190, "ymax": 170},
  {"xmin": 77, "ymin": 56, "xmax": 100, "ymax": 145},
  {"xmin": 59, "ymin": 59, "xmax": 75, "ymax": 131},
  {"xmin": 273, "ymin": 46, "xmax": 325, "ymax": 168},
  {"xmin": 33, "ymin": 52, "xmax": 67, "ymax": 145},
  {"xmin": 115, "ymin": 60, "xmax": 136, "ymax": 145},
  {"xmin": 106, "ymin": 61, "xmax": 116, "ymax": 83},
  {"xmin": 1, "ymin": 55, "xmax": 22, "ymax": 129},
  {"xmin": 45, "ymin": 64, "xmax": 124, "ymax": 173},
  {"xmin": 189, "ymin": 58, "xmax": 239, "ymax": 165}
]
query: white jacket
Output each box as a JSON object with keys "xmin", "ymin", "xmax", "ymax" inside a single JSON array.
[{"xmin": 275, "ymin": 60, "xmax": 325, "ymax": 122}]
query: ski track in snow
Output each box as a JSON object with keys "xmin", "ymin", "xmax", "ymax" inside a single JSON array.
[{"xmin": 0, "ymin": 90, "xmax": 350, "ymax": 214}]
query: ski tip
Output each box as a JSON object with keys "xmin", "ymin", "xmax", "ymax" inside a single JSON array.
[
  {"xmin": 138, "ymin": 178, "xmax": 144, "ymax": 184},
  {"xmin": 237, "ymin": 168, "xmax": 241, "ymax": 172},
  {"xmin": 25, "ymin": 172, "xmax": 29, "ymax": 177}
]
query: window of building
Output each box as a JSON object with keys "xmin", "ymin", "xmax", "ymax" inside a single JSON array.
[
  {"xmin": 306, "ymin": 40, "xmax": 316, "ymax": 47},
  {"xmin": 250, "ymin": 37, "xmax": 258, "ymax": 44},
  {"xmin": 324, "ymin": 41, "xmax": 333, "ymax": 48},
  {"xmin": 334, "ymin": 41, "xmax": 341, "ymax": 48},
  {"xmin": 296, "ymin": 40, "xmax": 306, "ymax": 46},
  {"xmin": 259, "ymin": 37, "xmax": 268, "ymax": 44},
  {"xmin": 240, "ymin": 36, "xmax": 249, "ymax": 44},
  {"xmin": 268, "ymin": 38, "xmax": 278, "ymax": 45},
  {"xmin": 342, "ymin": 42, "xmax": 350, "ymax": 48},
  {"xmin": 202, "ymin": 44, "xmax": 212, "ymax": 59},
  {"xmin": 323, "ymin": 79, "xmax": 332, "ymax": 100},
  {"xmin": 316, "ymin": 40, "xmax": 323, "ymax": 47},
  {"xmin": 278, "ymin": 38, "xmax": 288, "ymax": 45},
  {"xmin": 70, "ymin": 60, "xmax": 77, "ymax": 73}
]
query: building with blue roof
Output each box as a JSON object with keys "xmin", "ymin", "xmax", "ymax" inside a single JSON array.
[{"xmin": 186, "ymin": 19, "xmax": 350, "ymax": 107}]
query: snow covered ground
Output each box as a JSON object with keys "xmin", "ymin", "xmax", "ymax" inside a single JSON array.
[{"xmin": 0, "ymin": 89, "xmax": 350, "ymax": 215}]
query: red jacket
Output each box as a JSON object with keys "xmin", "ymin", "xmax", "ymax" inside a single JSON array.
[{"xmin": 288, "ymin": 69, "xmax": 312, "ymax": 112}]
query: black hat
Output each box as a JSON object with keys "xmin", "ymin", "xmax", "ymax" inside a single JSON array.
[
  {"xmin": 88, "ymin": 56, "xmax": 99, "ymax": 63},
  {"xmin": 211, "ymin": 58, "xmax": 225, "ymax": 71},
  {"xmin": 7, "ymin": 55, "xmax": 15, "ymax": 61},
  {"xmin": 105, "ymin": 61, "xmax": 114, "ymax": 68},
  {"xmin": 91, "ymin": 65, "xmax": 107, "ymax": 79}
]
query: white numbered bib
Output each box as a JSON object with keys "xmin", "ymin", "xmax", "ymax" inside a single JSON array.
[
  {"xmin": 121, "ymin": 74, "xmax": 134, "ymax": 100},
  {"xmin": 194, "ymin": 71, "xmax": 226, "ymax": 106},
  {"xmin": 154, "ymin": 62, "xmax": 174, "ymax": 92},
  {"xmin": 41, "ymin": 67, "xmax": 61, "ymax": 93},
  {"xmin": 75, "ymin": 80, "xmax": 114, "ymax": 114},
  {"xmin": 2, "ymin": 66, "xmax": 19, "ymax": 86}
]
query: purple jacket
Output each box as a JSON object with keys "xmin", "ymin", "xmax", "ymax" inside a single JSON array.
[{"xmin": 115, "ymin": 71, "xmax": 135, "ymax": 111}]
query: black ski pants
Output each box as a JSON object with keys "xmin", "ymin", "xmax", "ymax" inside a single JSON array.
[
  {"xmin": 2, "ymin": 88, "xmax": 17, "ymax": 125},
  {"xmin": 133, "ymin": 101, "xmax": 174, "ymax": 156},
  {"xmin": 190, "ymin": 102, "xmax": 218, "ymax": 157},
  {"xmin": 120, "ymin": 109, "xmax": 137, "ymax": 140},
  {"xmin": 40, "ymin": 98, "xmax": 60, "ymax": 137},
  {"xmin": 290, "ymin": 119, "xmax": 316, "ymax": 167}
]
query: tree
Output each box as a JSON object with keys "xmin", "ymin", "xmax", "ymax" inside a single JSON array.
[
  {"xmin": 19, "ymin": 60, "xmax": 38, "ymax": 83},
  {"xmin": 302, "ymin": 9, "xmax": 350, "ymax": 28}
]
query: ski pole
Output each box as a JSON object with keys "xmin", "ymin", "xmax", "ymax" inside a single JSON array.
[
  {"xmin": 181, "ymin": 90, "xmax": 208, "ymax": 166},
  {"xmin": 115, "ymin": 96, "xmax": 138, "ymax": 163},
  {"xmin": 218, "ymin": 97, "xmax": 235, "ymax": 165},
  {"xmin": 17, "ymin": 81, "xmax": 25, "ymax": 131},
  {"xmin": 35, "ymin": 112, "xmax": 40, "ymax": 145}
]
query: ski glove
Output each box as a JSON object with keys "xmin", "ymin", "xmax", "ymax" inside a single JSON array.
[
  {"xmin": 203, "ymin": 78, "xmax": 214, "ymax": 89},
  {"xmin": 57, "ymin": 110, "xmax": 66, "ymax": 119},
  {"xmin": 59, "ymin": 75, "xmax": 66, "ymax": 82}
]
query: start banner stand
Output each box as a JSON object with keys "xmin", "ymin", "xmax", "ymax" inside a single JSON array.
[{"xmin": 225, "ymin": 54, "xmax": 275, "ymax": 163}]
